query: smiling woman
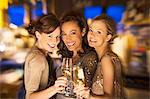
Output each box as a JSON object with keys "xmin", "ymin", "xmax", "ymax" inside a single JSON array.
[
  {"xmin": 56, "ymin": 11, "xmax": 98, "ymax": 99},
  {"xmin": 23, "ymin": 13, "xmax": 67, "ymax": 99},
  {"xmin": 75, "ymin": 14, "xmax": 126, "ymax": 99}
]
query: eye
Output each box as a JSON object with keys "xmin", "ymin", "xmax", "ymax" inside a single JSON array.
[
  {"xmin": 71, "ymin": 31, "xmax": 76, "ymax": 35},
  {"xmin": 61, "ymin": 33, "xmax": 66, "ymax": 37},
  {"xmin": 56, "ymin": 35, "xmax": 60, "ymax": 39},
  {"xmin": 48, "ymin": 34, "xmax": 53, "ymax": 38},
  {"xmin": 97, "ymin": 31, "xmax": 101, "ymax": 34},
  {"xmin": 89, "ymin": 29, "xmax": 93, "ymax": 33}
]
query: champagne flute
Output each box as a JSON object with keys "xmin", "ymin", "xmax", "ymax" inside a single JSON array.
[
  {"xmin": 61, "ymin": 58, "xmax": 71, "ymax": 78},
  {"xmin": 73, "ymin": 62, "xmax": 85, "ymax": 86},
  {"xmin": 61, "ymin": 58, "xmax": 76, "ymax": 97},
  {"xmin": 73, "ymin": 62, "xmax": 85, "ymax": 99}
]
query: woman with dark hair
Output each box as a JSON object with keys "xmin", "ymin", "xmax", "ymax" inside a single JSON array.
[
  {"xmin": 58, "ymin": 11, "xmax": 93, "ymax": 58},
  {"xmin": 57, "ymin": 11, "xmax": 98, "ymax": 98},
  {"xmin": 24, "ymin": 13, "xmax": 67, "ymax": 99},
  {"xmin": 74, "ymin": 14, "xmax": 126, "ymax": 99}
]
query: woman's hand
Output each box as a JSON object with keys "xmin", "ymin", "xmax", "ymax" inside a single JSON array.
[
  {"xmin": 74, "ymin": 84, "xmax": 90, "ymax": 99},
  {"xmin": 53, "ymin": 76, "xmax": 67, "ymax": 93}
]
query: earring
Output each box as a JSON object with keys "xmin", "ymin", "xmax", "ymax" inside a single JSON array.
[{"xmin": 82, "ymin": 28, "xmax": 86, "ymax": 36}]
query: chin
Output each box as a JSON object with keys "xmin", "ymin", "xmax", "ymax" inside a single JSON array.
[
  {"xmin": 89, "ymin": 44, "xmax": 94, "ymax": 47},
  {"xmin": 66, "ymin": 46, "xmax": 73, "ymax": 51},
  {"xmin": 47, "ymin": 48, "xmax": 53, "ymax": 53},
  {"xmin": 68, "ymin": 48, "xmax": 74, "ymax": 51}
]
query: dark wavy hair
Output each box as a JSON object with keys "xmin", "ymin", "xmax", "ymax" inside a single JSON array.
[
  {"xmin": 93, "ymin": 14, "xmax": 117, "ymax": 44},
  {"xmin": 27, "ymin": 13, "xmax": 60, "ymax": 38},
  {"xmin": 58, "ymin": 11, "xmax": 94, "ymax": 58}
]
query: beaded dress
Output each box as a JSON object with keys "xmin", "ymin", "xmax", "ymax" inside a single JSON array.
[{"xmin": 90, "ymin": 51, "xmax": 126, "ymax": 99}]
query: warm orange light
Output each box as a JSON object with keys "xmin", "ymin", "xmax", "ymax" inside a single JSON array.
[
  {"xmin": 0, "ymin": 0, "xmax": 8, "ymax": 10},
  {"xmin": 0, "ymin": 0, "xmax": 8, "ymax": 28},
  {"xmin": 0, "ymin": 10, "xmax": 3, "ymax": 28}
]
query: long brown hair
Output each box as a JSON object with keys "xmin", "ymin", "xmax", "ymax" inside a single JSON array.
[
  {"xmin": 27, "ymin": 13, "xmax": 60, "ymax": 37},
  {"xmin": 93, "ymin": 14, "xmax": 117, "ymax": 44},
  {"xmin": 58, "ymin": 11, "xmax": 94, "ymax": 58}
]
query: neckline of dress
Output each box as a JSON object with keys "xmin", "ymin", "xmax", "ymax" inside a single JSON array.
[{"xmin": 98, "ymin": 50, "xmax": 110, "ymax": 62}]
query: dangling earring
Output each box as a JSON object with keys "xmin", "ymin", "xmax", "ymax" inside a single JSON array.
[{"xmin": 82, "ymin": 28, "xmax": 86, "ymax": 36}]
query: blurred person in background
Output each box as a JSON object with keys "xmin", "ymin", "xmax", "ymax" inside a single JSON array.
[
  {"xmin": 24, "ymin": 13, "xmax": 67, "ymax": 99},
  {"xmin": 74, "ymin": 14, "xmax": 126, "ymax": 99},
  {"xmin": 57, "ymin": 11, "xmax": 98, "ymax": 98}
]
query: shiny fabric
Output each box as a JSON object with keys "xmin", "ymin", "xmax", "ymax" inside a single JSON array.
[
  {"xmin": 56, "ymin": 51, "xmax": 98, "ymax": 99},
  {"xmin": 91, "ymin": 51, "xmax": 126, "ymax": 99},
  {"xmin": 76, "ymin": 51, "xmax": 98, "ymax": 88},
  {"xmin": 57, "ymin": 50, "xmax": 126, "ymax": 99}
]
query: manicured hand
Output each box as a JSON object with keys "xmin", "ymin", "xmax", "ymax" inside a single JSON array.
[
  {"xmin": 54, "ymin": 76, "xmax": 67, "ymax": 93},
  {"xmin": 74, "ymin": 84, "xmax": 90, "ymax": 99}
]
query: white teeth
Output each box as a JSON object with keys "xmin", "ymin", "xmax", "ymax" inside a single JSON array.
[
  {"xmin": 90, "ymin": 39, "xmax": 96, "ymax": 42},
  {"xmin": 49, "ymin": 44, "xmax": 55, "ymax": 48},
  {"xmin": 67, "ymin": 42, "xmax": 75, "ymax": 46}
]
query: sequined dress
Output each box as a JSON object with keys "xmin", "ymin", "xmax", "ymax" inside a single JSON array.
[
  {"xmin": 56, "ymin": 51, "xmax": 98, "ymax": 99},
  {"xmin": 89, "ymin": 51, "xmax": 126, "ymax": 99},
  {"xmin": 57, "ymin": 51, "xmax": 126, "ymax": 99}
]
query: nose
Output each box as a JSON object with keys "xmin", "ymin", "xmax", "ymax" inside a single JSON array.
[
  {"xmin": 64, "ymin": 35, "xmax": 72, "ymax": 41},
  {"xmin": 51, "ymin": 38, "xmax": 59, "ymax": 44},
  {"xmin": 88, "ymin": 31, "xmax": 95, "ymax": 38}
]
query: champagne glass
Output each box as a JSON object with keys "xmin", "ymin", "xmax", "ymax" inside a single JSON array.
[
  {"xmin": 61, "ymin": 58, "xmax": 76, "ymax": 97},
  {"xmin": 73, "ymin": 62, "xmax": 85, "ymax": 86},
  {"xmin": 61, "ymin": 58, "xmax": 72, "ymax": 78},
  {"xmin": 73, "ymin": 62, "xmax": 85, "ymax": 99}
]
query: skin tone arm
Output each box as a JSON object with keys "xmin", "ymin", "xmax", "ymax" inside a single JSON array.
[
  {"xmin": 28, "ymin": 77, "xmax": 67, "ymax": 99},
  {"xmin": 74, "ymin": 56, "xmax": 114, "ymax": 99}
]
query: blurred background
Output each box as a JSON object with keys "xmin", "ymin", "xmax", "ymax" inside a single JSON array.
[{"xmin": 0, "ymin": 0, "xmax": 150, "ymax": 99}]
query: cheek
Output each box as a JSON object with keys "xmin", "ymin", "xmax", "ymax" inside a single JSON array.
[
  {"xmin": 56, "ymin": 38, "xmax": 60, "ymax": 44},
  {"xmin": 57, "ymin": 38, "xmax": 60, "ymax": 43},
  {"xmin": 40, "ymin": 37, "xmax": 46, "ymax": 43},
  {"xmin": 75, "ymin": 33, "xmax": 82, "ymax": 40},
  {"xmin": 75, "ymin": 36, "xmax": 82, "ymax": 45},
  {"xmin": 98, "ymin": 36, "xmax": 105, "ymax": 43},
  {"xmin": 62, "ymin": 37, "xmax": 67, "ymax": 44},
  {"xmin": 87, "ymin": 34, "xmax": 90, "ymax": 41}
]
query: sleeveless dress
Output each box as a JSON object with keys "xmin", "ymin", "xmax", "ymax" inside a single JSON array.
[
  {"xmin": 56, "ymin": 50, "xmax": 126, "ymax": 99},
  {"xmin": 56, "ymin": 51, "xmax": 98, "ymax": 99},
  {"xmin": 91, "ymin": 51, "xmax": 126, "ymax": 99}
]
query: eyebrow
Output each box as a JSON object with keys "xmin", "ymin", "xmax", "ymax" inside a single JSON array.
[
  {"xmin": 70, "ymin": 30, "xmax": 77, "ymax": 32},
  {"xmin": 90, "ymin": 27, "xmax": 105, "ymax": 33},
  {"xmin": 62, "ymin": 29, "xmax": 77, "ymax": 34},
  {"xmin": 48, "ymin": 33, "xmax": 53, "ymax": 36}
]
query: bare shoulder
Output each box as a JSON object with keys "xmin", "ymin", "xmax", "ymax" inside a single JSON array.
[{"xmin": 101, "ymin": 54, "xmax": 114, "ymax": 71}]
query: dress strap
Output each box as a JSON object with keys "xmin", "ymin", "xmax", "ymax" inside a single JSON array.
[{"xmin": 99, "ymin": 51, "xmax": 109, "ymax": 62}]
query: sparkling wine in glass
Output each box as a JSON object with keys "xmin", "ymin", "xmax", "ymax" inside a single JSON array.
[
  {"xmin": 73, "ymin": 62, "xmax": 85, "ymax": 86},
  {"xmin": 61, "ymin": 58, "xmax": 76, "ymax": 98}
]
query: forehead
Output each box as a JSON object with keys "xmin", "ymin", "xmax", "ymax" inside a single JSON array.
[
  {"xmin": 90, "ymin": 20, "xmax": 107, "ymax": 30},
  {"xmin": 62, "ymin": 21, "xmax": 79, "ymax": 30},
  {"xmin": 46, "ymin": 27, "xmax": 60, "ymax": 35}
]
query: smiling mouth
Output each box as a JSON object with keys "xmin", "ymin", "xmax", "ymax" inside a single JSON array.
[
  {"xmin": 48, "ymin": 44, "xmax": 55, "ymax": 48},
  {"xmin": 67, "ymin": 41, "xmax": 75, "ymax": 47},
  {"xmin": 89, "ymin": 39, "xmax": 97, "ymax": 43}
]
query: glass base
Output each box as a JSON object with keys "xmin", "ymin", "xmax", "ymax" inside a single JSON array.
[{"xmin": 63, "ymin": 80, "xmax": 76, "ymax": 98}]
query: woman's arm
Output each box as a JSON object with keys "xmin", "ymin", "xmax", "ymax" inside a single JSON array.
[
  {"xmin": 90, "ymin": 56, "xmax": 114, "ymax": 99},
  {"xmin": 25, "ymin": 54, "xmax": 67, "ymax": 99},
  {"xmin": 75, "ymin": 56, "xmax": 115, "ymax": 99},
  {"xmin": 100, "ymin": 56, "xmax": 114, "ymax": 97},
  {"xmin": 29, "ymin": 77, "xmax": 67, "ymax": 99}
]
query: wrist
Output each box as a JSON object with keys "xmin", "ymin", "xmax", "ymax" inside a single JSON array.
[{"xmin": 49, "ymin": 85, "xmax": 57, "ymax": 94}]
